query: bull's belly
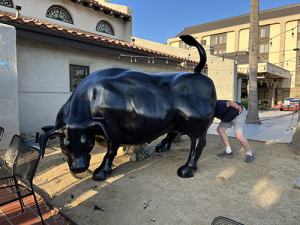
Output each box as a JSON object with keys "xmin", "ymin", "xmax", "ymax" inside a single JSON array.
[{"xmin": 95, "ymin": 121, "xmax": 177, "ymax": 147}]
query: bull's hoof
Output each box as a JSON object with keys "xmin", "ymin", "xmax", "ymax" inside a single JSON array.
[
  {"xmin": 155, "ymin": 143, "xmax": 166, "ymax": 152},
  {"xmin": 92, "ymin": 168, "xmax": 107, "ymax": 181},
  {"xmin": 177, "ymin": 165, "xmax": 194, "ymax": 178}
]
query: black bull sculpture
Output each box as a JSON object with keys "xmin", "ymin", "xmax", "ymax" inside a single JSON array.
[{"xmin": 39, "ymin": 35, "xmax": 217, "ymax": 181}]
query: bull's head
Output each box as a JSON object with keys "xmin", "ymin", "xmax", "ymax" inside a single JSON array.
[{"xmin": 39, "ymin": 120, "xmax": 109, "ymax": 173}]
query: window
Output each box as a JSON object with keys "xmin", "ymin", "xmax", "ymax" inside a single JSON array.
[
  {"xmin": 46, "ymin": 6, "xmax": 73, "ymax": 24},
  {"xmin": 210, "ymin": 33, "xmax": 226, "ymax": 54},
  {"xmin": 260, "ymin": 27, "xmax": 270, "ymax": 38},
  {"xmin": 0, "ymin": 0, "xmax": 13, "ymax": 7},
  {"xmin": 260, "ymin": 44, "xmax": 269, "ymax": 53},
  {"xmin": 210, "ymin": 37, "xmax": 218, "ymax": 45},
  {"xmin": 70, "ymin": 64, "xmax": 89, "ymax": 92},
  {"xmin": 96, "ymin": 21, "xmax": 114, "ymax": 35},
  {"xmin": 219, "ymin": 35, "xmax": 227, "ymax": 44},
  {"xmin": 179, "ymin": 41, "xmax": 184, "ymax": 48},
  {"xmin": 179, "ymin": 38, "xmax": 198, "ymax": 49}
]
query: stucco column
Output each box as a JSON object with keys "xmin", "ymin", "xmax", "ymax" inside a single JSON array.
[
  {"xmin": 267, "ymin": 85, "xmax": 276, "ymax": 107},
  {"xmin": 0, "ymin": 23, "xmax": 19, "ymax": 150},
  {"xmin": 279, "ymin": 21, "xmax": 286, "ymax": 68}
]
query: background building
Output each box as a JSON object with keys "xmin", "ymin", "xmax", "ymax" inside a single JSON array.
[{"xmin": 167, "ymin": 4, "xmax": 300, "ymax": 107}]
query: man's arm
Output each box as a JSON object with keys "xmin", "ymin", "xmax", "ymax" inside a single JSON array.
[{"xmin": 226, "ymin": 101, "xmax": 243, "ymax": 114}]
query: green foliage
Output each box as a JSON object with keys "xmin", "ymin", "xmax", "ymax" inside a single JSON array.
[
  {"xmin": 132, "ymin": 143, "xmax": 154, "ymax": 161},
  {"xmin": 241, "ymin": 98, "xmax": 249, "ymax": 110},
  {"xmin": 258, "ymin": 103, "xmax": 268, "ymax": 111}
]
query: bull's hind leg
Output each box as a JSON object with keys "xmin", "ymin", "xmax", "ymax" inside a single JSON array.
[
  {"xmin": 155, "ymin": 133, "xmax": 178, "ymax": 152},
  {"xmin": 92, "ymin": 126, "xmax": 122, "ymax": 181},
  {"xmin": 177, "ymin": 132, "xmax": 207, "ymax": 178}
]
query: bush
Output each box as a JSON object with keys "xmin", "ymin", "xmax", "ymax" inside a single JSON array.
[
  {"xmin": 258, "ymin": 103, "xmax": 268, "ymax": 111},
  {"xmin": 241, "ymin": 98, "xmax": 249, "ymax": 110}
]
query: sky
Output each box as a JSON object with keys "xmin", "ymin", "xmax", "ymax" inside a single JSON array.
[{"xmin": 110, "ymin": 0, "xmax": 300, "ymax": 44}]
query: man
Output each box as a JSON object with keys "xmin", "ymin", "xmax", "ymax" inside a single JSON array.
[{"xmin": 215, "ymin": 100, "xmax": 254, "ymax": 163}]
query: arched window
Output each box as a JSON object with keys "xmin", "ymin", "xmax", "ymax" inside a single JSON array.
[
  {"xmin": 46, "ymin": 5, "xmax": 73, "ymax": 24},
  {"xmin": 0, "ymin": 0, "xmax": 14, "ymax": 8},
  {"xmin": 96, "ymin": 21, "xmax": 114, "ymax": 35}
]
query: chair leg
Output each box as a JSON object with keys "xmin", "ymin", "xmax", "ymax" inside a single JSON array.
[
  {"xmin": 31, "ymin": 183, "xmax": 45, "ymax": 225},
  {"xmin": 13, "ymin": 177, "xmax": 25, "ymax": 212}
]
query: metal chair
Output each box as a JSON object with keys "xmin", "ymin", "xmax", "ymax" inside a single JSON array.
[
  {"xmin": 211, "ymin": 216, "xmax": 244, "ymax": 225},
  {"xmin": 0, "ymin": 134, "xmax": 22, "ymax": 174},
  {"xmin": 0, "ymin": 144, "xmax": 44, "ymax": 225},
  {"xmin": 0, "ymin": 126, "xmax": 3, "ymax": 141}
]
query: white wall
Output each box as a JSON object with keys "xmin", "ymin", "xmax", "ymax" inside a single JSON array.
[
  {"xmin": 16, "ymin": 38, "xmax": 188, "ymax": 136},
  {"xmin": 0, "ymin": 0, "xmax": 132, "ymax": 42},
  {"xmin": 0, "ymin": 24, "xmax": 19, "ymax": 150}
]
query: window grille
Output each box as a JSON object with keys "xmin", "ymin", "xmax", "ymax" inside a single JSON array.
[
  {"xmin": 96, "ymin": 21, "xmax": 114, "ymax": 35},
  {"xmin": 46, "ymin": 5, "xmax": 73, "ymax": 24},
  {"xmin": 0, "ymin": 0, "xmax": 13, "ymax": 8}
]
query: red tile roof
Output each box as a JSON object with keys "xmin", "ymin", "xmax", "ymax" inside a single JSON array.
[
  {"xmin": 0, "ymin": 10, "xmax": 197, "ymax": 64},
  {"xmin": 77, "ymin": 0, "xmax": 132, "ymax": 20}
]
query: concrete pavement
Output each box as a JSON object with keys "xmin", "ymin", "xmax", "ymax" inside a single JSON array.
[{"xmin": 208, "ymin": 110, "xmax": 298, "ymax": 143}]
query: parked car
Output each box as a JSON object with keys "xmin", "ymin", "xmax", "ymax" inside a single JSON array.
[{"xmin": 280, "ymin": 98, "xmax": 299, "ymax": 111}]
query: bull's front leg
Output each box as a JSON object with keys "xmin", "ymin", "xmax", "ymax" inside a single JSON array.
[
  {"xmin": 92, "ymin": 126, "xmax": 122, "ymax": 181},
  {"xmin": 177, "ymin": 133, "xmax": 206, "ymax": 178},
  {"xmin": 155, "ymin": 133, "xmax": 178, "ymax": 152}
]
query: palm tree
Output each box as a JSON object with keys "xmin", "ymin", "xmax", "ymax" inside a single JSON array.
[{"xmin": 246, "ymin": 0, "xmax": 261, "ymax": 124}]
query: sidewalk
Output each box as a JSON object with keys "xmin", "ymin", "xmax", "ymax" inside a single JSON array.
[{"xmin": 208, "ymin": 110, "xmax": 298, "ymax": 143}]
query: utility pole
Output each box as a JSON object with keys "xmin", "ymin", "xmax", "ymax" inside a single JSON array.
[{"xmin": 246, "ymin": 0, "xmax": 261, "ymax": 124}]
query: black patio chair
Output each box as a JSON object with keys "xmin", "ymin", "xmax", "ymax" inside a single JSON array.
[
  {"xmin": 0, "ymin": 135, "xmax": 24, "ymax": 210},
  {"xmin": 0, "ymin": 126, "xmax": 3, "ymax": 141},
  {"xmin": 211, "ymin": 216, "xmax": 244, "ymax": 225},
  {"xmin": 0, "ymin": 134, "xmax": 22, "ymax": 174},
  {"xmin": 0, "ymin": 144, "xmax": 44, "ymax": 225}
]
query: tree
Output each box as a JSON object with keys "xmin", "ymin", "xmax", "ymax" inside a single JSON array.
[{"xmin": 246, "ymin": 0, "xmax": 261, "ymax": 125}]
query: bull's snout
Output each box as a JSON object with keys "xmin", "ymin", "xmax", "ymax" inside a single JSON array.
[{"xmin": 69, "ymin": 155, "xmax": 91, "ymax": 173}]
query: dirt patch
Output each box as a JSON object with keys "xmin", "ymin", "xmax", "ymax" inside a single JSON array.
[{"xmin": 32, "ymin": 135, "xmax": 300, "ymax": 225}]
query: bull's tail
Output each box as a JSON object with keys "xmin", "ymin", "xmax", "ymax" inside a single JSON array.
[{"xmin": 179, "ymin": 35, "xmax": 207, "ymax": 74}]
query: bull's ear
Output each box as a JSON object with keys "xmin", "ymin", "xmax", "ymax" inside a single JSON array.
[
  {"xmin": 39, "ymin": 129, "xmax": 63, "ymax": 158},
  {"xmin": 88, "ymin": 120, "xmax": 110, "ymax": 150}
]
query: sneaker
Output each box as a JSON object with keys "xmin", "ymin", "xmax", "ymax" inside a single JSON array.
[
  {"xmin": 217, "ymin": 151, "xmax": 234, "ymax": 158},
  {"xmin": 245, "ymin": 154, "xmax": 255, "ymax": 163}
]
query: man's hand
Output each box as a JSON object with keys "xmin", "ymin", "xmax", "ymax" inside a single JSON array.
[{"xmin": 227, "ymin": 101, "xmax": 243, "ymax": 114}]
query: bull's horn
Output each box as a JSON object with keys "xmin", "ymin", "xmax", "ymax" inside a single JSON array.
[
  {"xmin": 89, "ymin": 120, "xmax": 110, "ymax": 150},
  {"xmin": 39, "ymin": 129, "xmax": 63, "ymax": 158},
  {"xmin": 179, "ymin": 35, "xmax": 207, "ymax": 74}
]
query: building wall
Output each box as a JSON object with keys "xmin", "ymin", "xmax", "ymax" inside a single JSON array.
[
  {"xmin": 226, "ymin": 31, "xmax": 235, "ymax": 53},
  {"xmin": 0, "ymin": 24, "xmax": 19, "ymax": 150},
  {"xmin": 16, "ymin": 38, "xmax": 189, "ymax": 136},
  {"xmin": 238, "ymin": 29, "xmax": 249, "ymax": 51},
  {"xmin": 269, "ymin": 24, "xmax": 281, "ymax": 65},
  {"xmin": 207, "ymin": 56, "xmax": 237, "ymax": 100},
  {"xmin": 283, "ymin": 21, "xmax": 297, "ymax": 88},
  {"xmin": 0, "ymin": 0, "xmax": 132, "ymax": 42},
  {"xmin": 134, "ymin": 37, "xmax": 200, "ymax": 62}
]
